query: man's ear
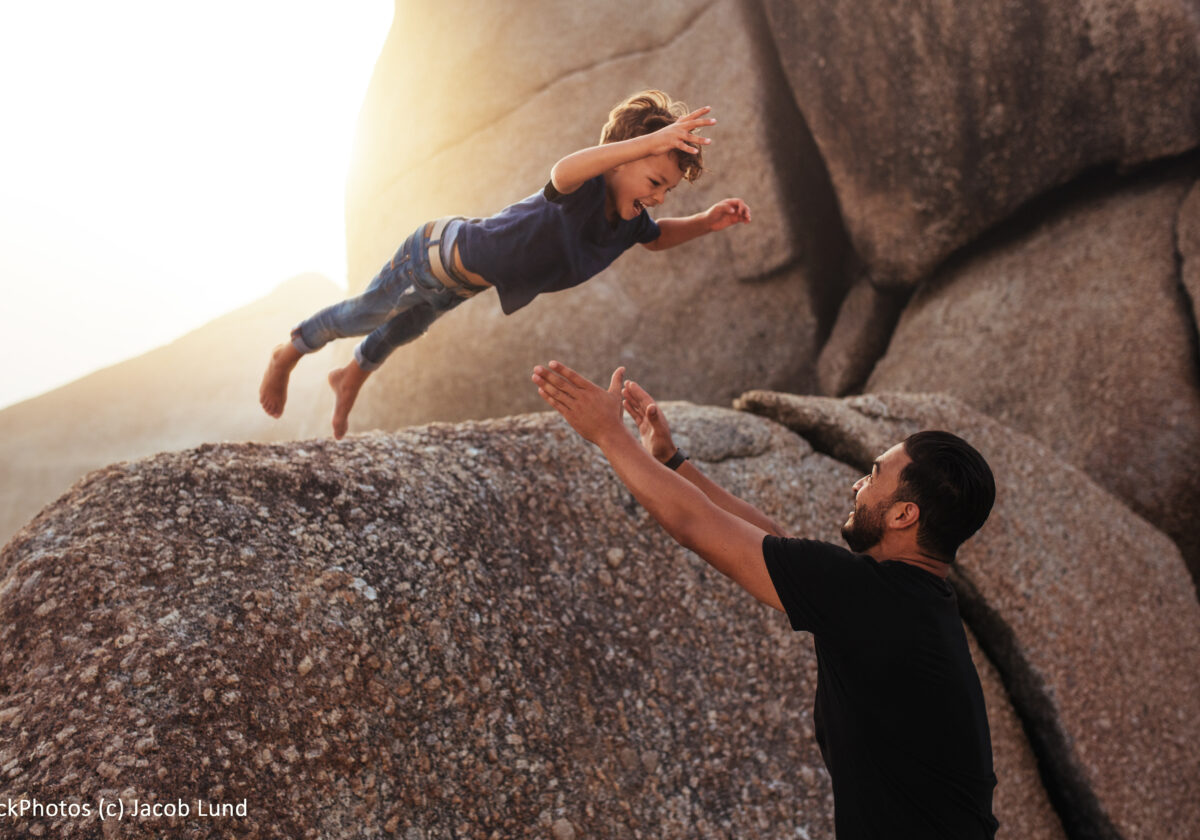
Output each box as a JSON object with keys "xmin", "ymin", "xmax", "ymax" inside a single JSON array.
[{"xmin": 887, "ymin": 501, "xmax": 921, "ymax": 532}]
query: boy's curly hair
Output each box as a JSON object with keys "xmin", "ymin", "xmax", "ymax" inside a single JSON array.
[{"xmin": 599, "ymin": 90, "xmax": 705, "ymax": 182}]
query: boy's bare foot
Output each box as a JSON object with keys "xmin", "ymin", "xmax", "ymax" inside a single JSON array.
[
  {"xmin": 328, "ymin": 360, "xmax": 371, "ymax": 440},
  {"xmin": 260, "ymin": 343, "xmax": 304, "ymax": 418}
]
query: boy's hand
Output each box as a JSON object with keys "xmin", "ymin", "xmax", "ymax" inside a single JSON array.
[
  {"xmin": 704, "ymin": 198, "xmax": 751, "ymax": 231},
  {"xmin": 645, "ymin": 106, "xmax": 717, "ymax": 156},
  {"xmin": 533, "ymin": 362, "xmax": 628, "ymax": 447},
  {"xmin": 621, "ymin": 379, "xmax": 678, "ymax": 463}
]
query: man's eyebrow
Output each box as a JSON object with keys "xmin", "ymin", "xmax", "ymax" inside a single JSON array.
[{"xmin": 871, "ymin": 459, "xmax": 881, "ymax": 474}]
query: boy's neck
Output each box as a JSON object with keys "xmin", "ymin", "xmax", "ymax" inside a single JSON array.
[{"xmin": 601, "ymin": 172, "xmax": 619, "ymax": 225}]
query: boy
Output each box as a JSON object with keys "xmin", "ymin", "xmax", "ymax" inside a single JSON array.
[{"xmin": 260, "ymin": 90, "xmax": 751, "ymax": 438}]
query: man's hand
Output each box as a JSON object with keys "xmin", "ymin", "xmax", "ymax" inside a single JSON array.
[
  {"xmin": 643, "ymin": 106, "xmax": 716, "ymax": 156},
  {"xmin": 621, "ymin": 379, "xmax": 677, "ymax": 463},
  {"xmin": 703, "ymin": 198, "xmax": 751, "ymax": 232},
  {"xmin": 532, "ymin": 361, "xmax": 627, "ymax": 447}
]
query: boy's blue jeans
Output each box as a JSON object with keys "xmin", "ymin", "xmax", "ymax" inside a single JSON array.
[{"xmin": 291, "ymin": 219, "xmax": 469, "ymax": 371}]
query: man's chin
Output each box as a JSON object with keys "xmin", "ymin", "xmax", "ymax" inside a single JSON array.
[
  {"xmin": 840, "ymin": 523, "xmax": 855, "ymax": 547},
  {"xmin": 841, "ymin": 524, "xmax": 873, "ymax": 554}
]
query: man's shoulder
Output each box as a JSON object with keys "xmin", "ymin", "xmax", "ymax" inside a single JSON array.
[
  {"xmin": 763, "ymin": 537, "xmax": 880, "ymax": 634},
  {"xmin": 763, "ymin": 535, "xmax": 863, "ymax": 567}
]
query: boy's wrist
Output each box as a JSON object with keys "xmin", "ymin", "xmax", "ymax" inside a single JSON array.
[{"xmin": 620, "ymin": 133, "xmax": 657, "ymax": 161}]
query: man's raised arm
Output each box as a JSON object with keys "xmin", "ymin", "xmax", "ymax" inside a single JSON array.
[
  {"xmin": 531, "ymin": 361, "xmax": 783, "ymax": 611},
  {"xmin": 621, "ymin": 378, "xmax": 789, "ymax": 538}
]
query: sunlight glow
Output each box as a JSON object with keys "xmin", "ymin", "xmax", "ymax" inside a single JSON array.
[{"xmin": 0, "ymin": 1, "xmax": 393, "ymax": 408}]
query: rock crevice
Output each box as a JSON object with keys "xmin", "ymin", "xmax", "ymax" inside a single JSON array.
[{"xmin": 1172, "ymin": 176, "xmax": 1200, "ymax": 392}]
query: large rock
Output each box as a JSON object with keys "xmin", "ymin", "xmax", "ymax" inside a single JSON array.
[
  {"xmin": 0, "ymin": 407, "xmax": 1059, "ymax": 838},
  {"xmin": 0, "ymin": 274, "xmax": 337, "ymax": 547},
  {"xmin": 764, "ymin": 0, "xmax": 1200, "ymax": 288},
  {"xmin": 340, "ymin": 0, "xmax": 852, "ymax": 433},
  {"xmin": 735, "ymin": 390, "xmax": 1200, "ymax": 840},
  {"xmin": 864, "ymin": 164, "xmax": 1200, "ymax": 587}
]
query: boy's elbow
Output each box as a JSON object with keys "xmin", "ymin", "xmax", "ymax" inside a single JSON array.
[
  {"xmin": 548, "ymin": 162, "xmax": 580, "ymax": 196},
  {"xmin": 644, "ymin": 231, "xmax": 672, "ymax": 251}
]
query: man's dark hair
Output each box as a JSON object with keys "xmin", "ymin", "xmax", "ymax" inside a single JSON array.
[{"xmin": 895, "ymin": 431, "xmax": 996, "ymax": 561}]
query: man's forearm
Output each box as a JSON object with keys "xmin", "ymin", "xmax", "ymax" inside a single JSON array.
[
  {"xmin": 596, "ymin": 430, "xmax": 717, "ymax": 550},
  {"xmin": 675, "ymin": 461, "xmax": 789, "ymax": 537},
  {"xmin": 533, "ymin": 361, "xmax": 783, "ymax": 610},
  {"xmin": 597, "ymin": 428, "xmax": 782, "ymax": 609}
]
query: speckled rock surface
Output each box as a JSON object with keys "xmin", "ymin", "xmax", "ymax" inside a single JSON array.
[
  {"xmin": 864, "ymin": 164, "xmax": 1200, "ymax": 588},
  {"xmin": 342, "ymin": 0, "xmax": 851, "ymax": 432},
  {"xmin": 763, "ymin": 0, "xmax": 1200, "ymax": 288},
  {"xmin": 0, "ymin": 408, "xmax": 839, "ymax": 840},
  {"xmin": 0, "ymin": 406, "xmax": 1060, "ymax": 839},
  {"xmin": 0, "ymin": 274, "xmax": 337, "ymax": 549},
  {"xmin": 735, "ymin": 390, "xmax": 1200, "ymax": 840}
]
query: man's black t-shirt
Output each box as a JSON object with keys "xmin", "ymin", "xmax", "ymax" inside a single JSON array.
[{"xmin": 763, "ymin": 536, "xmax": 999, "ymax": 839}]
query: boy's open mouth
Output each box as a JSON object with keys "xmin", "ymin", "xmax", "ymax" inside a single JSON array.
[{"xmin": 633, "ymin": 199, "xmax": 645, "ymax": 213}]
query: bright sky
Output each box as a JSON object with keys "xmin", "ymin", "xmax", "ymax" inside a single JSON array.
[{"xmin": 0, "ymin": 1, "xmax": 393, "ymax": 409}]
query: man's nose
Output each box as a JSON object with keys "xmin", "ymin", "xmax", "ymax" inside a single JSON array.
[{"xmin": 851, "ymin": 476, "xmax": 866, "ymax": 497}]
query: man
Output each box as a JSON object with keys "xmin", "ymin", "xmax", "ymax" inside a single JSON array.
[{"xmin": 531, "ymin": 361, "xmax": 999, "ymax": 839}]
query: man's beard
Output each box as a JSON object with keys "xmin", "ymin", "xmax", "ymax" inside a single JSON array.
[{"xmin": 841, "ymin": 498, "xmax": 888, "ymax": 553}]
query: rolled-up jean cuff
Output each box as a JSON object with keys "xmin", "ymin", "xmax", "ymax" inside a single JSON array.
[
  {"xmin": 353, "ymin": 344, "xmax": 383, "ymax": 372},
  {"xmin": 290, "ymin": 327, "xmax": 318, "ymax": 355}
]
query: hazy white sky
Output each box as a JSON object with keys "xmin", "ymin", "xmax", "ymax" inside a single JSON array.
[{"xmin": 0, "ymin": 1, "xmax": 393, "ymax": 409}]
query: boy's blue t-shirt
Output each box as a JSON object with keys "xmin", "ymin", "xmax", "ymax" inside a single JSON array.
[{"xmin": 455, "ymin": 175, "xmax": 661, "ymax": 315}]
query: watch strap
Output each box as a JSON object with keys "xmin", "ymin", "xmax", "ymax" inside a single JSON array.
[{"xmin": 664, "ymin": 448, "xmax": 689, "ymax": 470}]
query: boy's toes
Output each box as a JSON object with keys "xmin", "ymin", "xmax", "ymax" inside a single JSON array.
[
  {"xmin": 259, "ymin": 346, "xmax": 297, "ymax": 418},
  {"xmin": 258, "ymin": 387, "xmax": 277, "ymax": 417},
  {"xmin": 331, "ymin": 400, "xmax": 350, "ymax": 439},
  {"xmin": 328, "ymin": 369, "xmax": 352, "ymax": 439},
  {"xmin": 260, "ymin": 387, "xmax": 285, "ymax": 418}
]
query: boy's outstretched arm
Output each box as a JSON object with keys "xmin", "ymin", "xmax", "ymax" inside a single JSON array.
[
  {"xmin": 531, "ymin": 361, "xmax": 783, "ymax": 611},
  {"xmin": 549, "ymin": 107, "xmax": 715, "ymax": 195},
  {"xmin": 643, "ymin": 198, "xmax": 751, "ymax": 251}
]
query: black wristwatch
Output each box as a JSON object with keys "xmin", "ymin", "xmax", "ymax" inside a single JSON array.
[{"xmin": 664, "ymin": 448, "xmax": 689, "ymax": 470}]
